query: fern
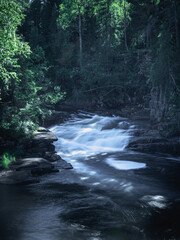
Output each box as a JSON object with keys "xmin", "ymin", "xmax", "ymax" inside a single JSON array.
[{"xmin": 0, "ymin": 153, "xmax": 16, "ymax": 169}]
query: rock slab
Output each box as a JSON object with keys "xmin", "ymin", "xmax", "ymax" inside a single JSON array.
[{"xmin": 0, "ymin": 127, "xmax": 73, "ymax": 184}]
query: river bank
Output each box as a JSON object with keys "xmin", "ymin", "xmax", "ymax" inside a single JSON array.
[{"xmin": 0, "ymin": 127, "xmax": 72, "ymax": 184}]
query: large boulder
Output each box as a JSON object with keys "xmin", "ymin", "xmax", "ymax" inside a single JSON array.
[
  {"xmin": 127, "ymin": 136, "xmax": 180, "ymax": 155},
  {"xmin": 56, "ymin": 158, "xmax": 73, "ymax": 169},
  {"xmin": 33, "ymin": 128, "xmax": 58, "ymax": 143},
  {"xmin": 0, "ymin": 126, "xmax": 73, "ymax": 184},
  {"xmin": 15, "ymin": 158, "xmax": 55, "ymax": 172}
]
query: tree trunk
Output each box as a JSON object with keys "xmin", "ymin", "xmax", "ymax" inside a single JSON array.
[
  {"xmin": 174, "ymin": 0, "xmax": 179, "ymax": 51},
  {"xmin": 123, "ymin": 0, "xmax": 128, "ymax": 51},
  {"xmin": 106, "ymin": 0, "xmax": 111, "ymax": 74},
  {"xmin": 78, "ymin": 7, "xmax": 82, "ymax": 71}
]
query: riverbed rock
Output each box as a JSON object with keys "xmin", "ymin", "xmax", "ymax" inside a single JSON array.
[
  {"xmin": 43, "ymin": 151, "xmax": 56, "ymax": 161},
  {"xmin": 48, "ymin": 153, "xmax": 61, "ymax": 162},
  {"xmin": 127, "ymin": 135, "xmax": 180, "ymax": 155},
  {"xmin": 118, "ymin": 121, "xmax": 131, "ymax": 129},
  {"xmin": 0, "ymin": 170, "xmax": 39, "ymax": 184},
  {"xmin": 15, "ymin": 158, "xmax": 55, "ymax": 172},
  {"xmin": 0, "ymin": 157, "xmax": 60, "ymax": 184},
  {"xmin": 33, "ymin": 128, "xmax": 58, "ymax": 143},
  {"xmin": 0, "ymin": 125, "xmax": 73, "ymax": 184},
  {"xmin": 56, "ymin": 158, "xmax": 73, "ymax": 169}
]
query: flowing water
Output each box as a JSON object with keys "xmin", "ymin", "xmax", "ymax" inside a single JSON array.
[{"xmin": 0, "ymin": 112, "xmax": 180, "ymax": 240}]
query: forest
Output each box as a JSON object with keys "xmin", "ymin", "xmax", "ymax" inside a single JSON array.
[
  {"xmin": 1, "ymin": 1, "xmax": 180, "ymax": 239},
  {"xmin": 0, "ymin": 0, "xmax": 180, "ymax": 139}
]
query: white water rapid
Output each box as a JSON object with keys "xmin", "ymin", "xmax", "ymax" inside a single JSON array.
[{"xmin": 50, "ymin": 112, "xmax": 146, "ymax": 172}]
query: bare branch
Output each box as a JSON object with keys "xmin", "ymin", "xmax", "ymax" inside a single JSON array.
[
  {"xmin": 82, "ymin": 85, "xmax": 124, "ymax": 93},
  {"xmin": 170, "ymin": 73, "xmax": 180, "ymax": 93}
]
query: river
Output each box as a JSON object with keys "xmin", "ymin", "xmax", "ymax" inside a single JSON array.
[{"xmin": 0, "ymin": 112, "xmax": 180, "ymax": 240}]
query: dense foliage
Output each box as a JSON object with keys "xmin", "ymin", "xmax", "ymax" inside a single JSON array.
[
  {"xmin": 0, "ymin": 0, "xmax": 180, "ymax": 138},
  {"xmin": 0, "ymin": 0, "xmax": 64, "ymax": 139}
]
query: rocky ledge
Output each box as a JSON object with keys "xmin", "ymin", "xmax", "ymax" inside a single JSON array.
[
  {"xmin": 0, "ymin": 127, "xmax": 72, "ymax": 185},
  {"xmin": 127, "ymin": 129, "xmax": 180, "ymax": 156}
]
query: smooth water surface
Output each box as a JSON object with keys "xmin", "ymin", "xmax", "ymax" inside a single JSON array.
[{"xmin": 0, "ymin": 112, "xmax": 180, "ymax": 240}]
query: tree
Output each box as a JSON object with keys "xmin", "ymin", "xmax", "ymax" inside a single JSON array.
[
  {"xmin": 149, "ymin": 0, "xmax": 180, "ymax": 135},
  {"xmin": 0, "ymin": 0, "xmax": 31, "ymax": 132},
  {"xmin": 58, "ymin": 0, "xmax": 90, "ymax": 71},
  {"xmin": 0, "ymin": 0, "xmax": 64, "ymax": 138}
]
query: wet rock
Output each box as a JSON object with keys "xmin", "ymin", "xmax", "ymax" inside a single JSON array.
[
  {"xmin": 101, "ymin": 119, "xmax": 120, "ymax": 130},
  {"xmin": 15, "ymin": 158, "xmax": 54, "ymax": 172},
  {"xmin": 127, "ymin": 136, "xmax": 180, "ymax": 155},
  {"xmin": 132, "ymin": 129, "xmax": 146, "ymax": 136},
  {"xmin": 44, "ymin": 151, "xmax": 54, "ymax": 160},
  {"xmin": 16, "ymin": 127, "xmax": 58, "ymax": 162},
  {"xmin": 50, "ymin": 153, "xmax": 62, "ymax": 162},
  {"xmin": 56, "ymin": 158, "xmax": 73, "ymax": 169},
  {"xmin": 31, "ymin": 168, "xmax": 59, "ymax": 175},
  {"xmin": 118, "ymin": 121, "xmax": 131, "ymax": 129},
  {"xmin": 0, "ymin": 122, "xmax": 73, "ymax": 184},
  {"xmin": 33, "ymin": 129, "xmax": 58, "ymax": 143},
  {"xmin": 0, "ymin": 155, "xmax": 61, "ymax": 184},
  {"xmin": 146, "ymin": 199, "xmax": 180, "ymax": 239},
  {"xmin": 0, "ymin": 170, "xmax": 38, "ymax": 185}
]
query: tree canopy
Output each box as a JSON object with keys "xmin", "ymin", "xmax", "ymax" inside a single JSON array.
[{"xmin": 0, "ymin": 0, "xmax": 179, "ymax": 138}]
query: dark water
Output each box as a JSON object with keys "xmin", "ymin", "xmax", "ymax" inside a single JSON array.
[{"xmin": 0, "ymin": 112, "xmax": 180, "ymax": 240}]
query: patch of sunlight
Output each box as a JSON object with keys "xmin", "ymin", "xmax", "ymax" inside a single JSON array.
[
  {"xmin": 105, "ymin": 158, "xmax": 146, "ymax": 170},
  {"xmin": 148, "ymin": 201, "xmax": 167, "ymax": 209},
  {"xmin": 64, "ymin": 153, "xmax": 71, "ymax": 157},
  {"xmin": 103, "ymin": 178, "xmax": 118, "ymax": 183},
  {"xmin": 141, "ymin": 195, "xmax": 167, "ymax": 209},
  {"xmin": 89, "ymin": 171, "xmax": 96, "ymax": 175},
  {"xmin": 57, "ymin": 151, "xmax": 63, "ymax": 155},
  {"xmin": 124, "ymin": 184, "xmax": 134, "ymax": 192},
  {"xmin": 71, "ymin": 150, "xmax": 87, "ymax": 156},
  {"xmin": 101, "ymin": 153, "xmax": 108, "ymax": 156},
  {"xmin": 89, "ymin": 231, "xmax": 102, "ymax": 240},
  {"xmin": 71, "ymin": 160, "xmax": 76, "ymax": 162},
  {"xmin": 80, "ymin": 177, "xmax": 89, "ymax": 180},
  {"xmin": 108, "ymin": 178, "xmax": 118, "ymax": 182},
  {"xmin": 92, "ymin": 182, "xmax": 100, "ymax": 186},
  {"xmin": 90, "ymin": 152, "xmax": 95, "ymax": 155},
  {"xmin": 118, "ymin": 181, "xmax": 134, "ymax": 192},
  {"xmin": 86, "ymin": 152, "xmax": 96, "ymax": 157},
  {"xmin": 81, "ymin": 128, "xmax": 93, "ymax": 133},
  {"xmin": 71, "ymin": 223, "xmax": 86, "ymax": 230},
  {"xmin": 152, "ymin": 195, "xmax": 165, "ymax": 201}
]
